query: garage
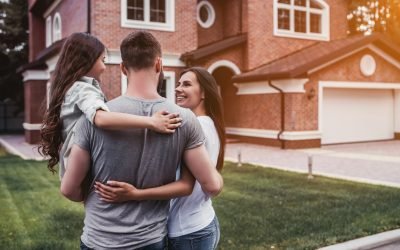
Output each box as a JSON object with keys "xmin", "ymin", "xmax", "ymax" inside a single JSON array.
[{"xmin": 321, "ymin": 87, "xmax": 395, "ymax": 144}]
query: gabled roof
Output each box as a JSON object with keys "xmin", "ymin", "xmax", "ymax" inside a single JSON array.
[
  {"xmin": 232, "ymin": 34, "xmax": 400, "ymax": 83},
  {"xmin": 181, "ymin": 33, "xmax": 247, "ymax": 63}
]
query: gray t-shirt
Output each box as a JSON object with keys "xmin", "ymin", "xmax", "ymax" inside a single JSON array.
[{"xmin": 73, "ymin": 95, "xmax": 205, "ymax": 250}]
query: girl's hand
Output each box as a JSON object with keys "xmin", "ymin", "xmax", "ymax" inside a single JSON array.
[
  {"xmin": 94, "ymin": 181, "xmax": 142, "ymax": 203},
  {"xmin": 150, "ymin": 110, "xmax": 182, "ymax": 133}
]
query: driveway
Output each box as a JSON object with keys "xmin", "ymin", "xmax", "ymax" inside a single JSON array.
[{"xmin": 225, "ymin": 140, "xmax": 400, "ymax": 188}]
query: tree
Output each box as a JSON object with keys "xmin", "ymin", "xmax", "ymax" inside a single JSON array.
[
  {"xmin": 347, "ymin": 0, "xmax": 400, "ymax": 40},
  {"xmin": 0, "ymin": 0, "xmax": 28, "ymax": 107}
]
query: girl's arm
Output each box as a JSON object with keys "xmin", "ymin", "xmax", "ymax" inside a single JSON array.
[
  {"xmin": 94, "ymin": 110, "xmax": 182, "ymax": 133},
  {"xmin": 94, "ymin": 165, "xmax": 195, "ymax": 202}
]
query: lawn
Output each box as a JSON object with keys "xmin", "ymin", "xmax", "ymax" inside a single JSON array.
[{"xmin": 1, "ymin": 153, "xmax": 400, "ymax": 250}]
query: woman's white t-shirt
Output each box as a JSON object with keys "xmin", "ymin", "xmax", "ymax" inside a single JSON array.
[{"xmin": 167, "ymin": 116, "xmax": 220, "ymax": 237}]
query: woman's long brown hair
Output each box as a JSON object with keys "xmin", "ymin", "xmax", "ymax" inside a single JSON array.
[
  {"xmin": 180, "ymin": 67, "xmax": 226, "ymax": 172},
  {"xmin": 38, "ymin": 32, "xmax": 105, "ymax": 173}
]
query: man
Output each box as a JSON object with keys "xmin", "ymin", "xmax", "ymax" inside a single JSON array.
[{"xmin": 60, "ymin": 31, "xmax": 223, "ymax": 249}]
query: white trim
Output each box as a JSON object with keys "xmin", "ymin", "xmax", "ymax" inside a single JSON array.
[
  {"xmin": 22, "ymin": 123, "xmax": 42, "ymax": 130},
  {"xmin": 22, "ymin": 70, "xmax": 50, "ymax": 81},
  {"xmin": 273, "ymin": 0, "xmax": 330, "ymax": 41},
  {"xmin": 234, "ymin": 78, "xmax": 308, "ymax": 95},
  {"xmin": 43, "ymin": 0, "xmax": 62, "ymax": 18},
  {"xmin": 395, "ymin": 90, "xmax": 400, "ymax": 133},
  {"xmin": 45, "ymin": 16, "xmax": 52, "ymax": 47},
  {"xmin": 163, "ymin": 71, "xmax": 176, "ymax": 103},
  {"xmin": 52, "ymin": 12, "xmax": 62, "ymax": 42},
  {"xmin": 208, "ymin": 60, "xmax": 241, "ymax": 74},
  {"xmin": 197, "ymin": 1, "xmax": 215, "ymax": 29},
  {"xmin": 318, "ymin": 81, "xmax": 400, "ymax": 133},
  {"xmin": 308, "ymin": 44, "xmax": 400, "ymax": 75},
  {"xmin": 308, "ymin": 46, "xmax": 366, "ymax": 74},
  {"xmin": 46, "ymin": 55, "xmax": 59, "ymax": 72},
  {"xmin": 106, "ymin": 50, "xmax": 185, "ymax": 67},
  {"xmin": 226, "ymin": 127, "xmax": 321, "ymax": 140},
  {"xmin": 121, "ymin": 0, "xmax": 175, "ymax": 32},
  {"xmin": 121, "ymin": 72, "xmax": 127, "ymax": 94},
  {"xmin": 368, "ymin": 45, "xmax": 400, "ymax": 69},
  {"xmin": 163, "ymin": 54, "xmax": 186, "ymax": 67}
]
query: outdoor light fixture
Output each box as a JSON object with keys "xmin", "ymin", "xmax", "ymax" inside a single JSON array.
[{"xmin": 307, "ymin": 87, "xmax": 316, "ymax": 100}]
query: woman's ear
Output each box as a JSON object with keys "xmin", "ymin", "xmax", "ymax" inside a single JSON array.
[{"xmin": 120, "ymin": 63, "xmax": 128, "ymax": 76}]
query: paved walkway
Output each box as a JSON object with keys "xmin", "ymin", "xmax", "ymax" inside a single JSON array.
[
  {"xmin": 0, "ymin": 134, "xmax": 44, "ymax": 161},
  {"xmin": 225, "ymin": 140, "xmax": 400, "ymax": 188}
]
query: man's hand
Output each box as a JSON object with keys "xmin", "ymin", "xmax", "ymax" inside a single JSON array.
[{"xmin": 94, "ymin": 181, "xmax": 142, "ymax": 202}]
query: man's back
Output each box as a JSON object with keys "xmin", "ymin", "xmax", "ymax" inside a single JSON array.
[{"xmin": 74, "ymin": 95, "xmax": 204, "ymax": 249}]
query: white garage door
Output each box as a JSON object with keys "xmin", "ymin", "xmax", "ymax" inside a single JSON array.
[{"xmin": 322, "ymin": 88, "xmax": 394, "ymax": 144}]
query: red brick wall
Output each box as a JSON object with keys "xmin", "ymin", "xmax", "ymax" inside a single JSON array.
[
  {"xmin": 50, "ymin": 0, "xmax": 88, "ymax": 37},
  {"xmin": 198, "ymin": 0, "xmax": 224, "ymax": 47},
  {"xmin": 91, "ymin": 0, "xmax": 198, "ymax": 55},
  {"xmin": 100, "ymin": 65, "xmax": 122, "ymax": 101},
  {"xmin": 246, "ymin": 0, "xmax": 348, "ymax": 70},
  {"xmin": 24, "ymin": 80, "xmax": 47, "ymax": 144},
  {"xmin": 28, "ymin": 12, "xmax": 45, "ymax": 61}
]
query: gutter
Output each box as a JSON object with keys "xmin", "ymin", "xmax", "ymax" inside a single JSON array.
[
  {"xmin": 87, "ymin": 0, "xmax": 91, "ymax": 33},
  {"xmin": 268, "ymin": 79, "xmax": 285, "ymax": 149}
]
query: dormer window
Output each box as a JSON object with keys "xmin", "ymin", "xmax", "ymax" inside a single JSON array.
[
  {"xmin": 274, "ymin": 0, "xmax": 329, "ymax": 41},
  {"xmin": 121, "ymin": 0, "xmax": 175, "ymax": 32}
]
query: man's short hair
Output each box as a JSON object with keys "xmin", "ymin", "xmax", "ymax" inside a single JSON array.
[{"xmin": 120, "ymin": 31, "xmax": 162, "ymax": 70}]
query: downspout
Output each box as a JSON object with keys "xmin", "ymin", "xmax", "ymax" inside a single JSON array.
[
  {"xmin": 268, "ymin": 79, "xmax": 285, "ymax": 149},
  {"xmin": 87, "ymin": 0, "xmax": 91, "ymax": 33},
  {"xmin": 239, "ymin": 0, "xmax": 243, "ymax": 33}
]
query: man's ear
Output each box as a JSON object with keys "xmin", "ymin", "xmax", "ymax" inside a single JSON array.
[
  {"xmin": 155, "ymin": 57, "xmax": 162, "ymax": 73},
  {"xmin": 120, "ymin": 63, "xmax": 128, "ymax": 76}
]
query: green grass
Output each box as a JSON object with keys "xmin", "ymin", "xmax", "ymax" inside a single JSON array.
[{"xmin": 1, "ymin": 154, "xmax": 400, "ymax": 250}]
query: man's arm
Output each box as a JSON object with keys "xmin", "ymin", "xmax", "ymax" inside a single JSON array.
[
  {"xmin": 183, "ymin": 144, "xmax": 223, "ymax": 197},
  {"xmin": 60, "ymin": 145, "xmax": 91, "ymax": 202}
]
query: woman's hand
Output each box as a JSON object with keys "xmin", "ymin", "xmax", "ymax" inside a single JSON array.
[{"xmin": 94, "ymin": 181, "xmax": 142, "ymax": 203}]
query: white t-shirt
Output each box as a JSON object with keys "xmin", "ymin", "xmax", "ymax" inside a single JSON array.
[{"xmin": 167, "ymin": 116, "xmax": 220, "ymax": 237}]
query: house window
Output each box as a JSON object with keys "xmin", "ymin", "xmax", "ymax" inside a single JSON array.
[
  {"xmin": 274, "ymin": 0, "xmax": 329, "ymax": 41},
  {"xmin": 45, "ymin": 16, "xmax": 52, "ymax": 47},
  {"xmin": 197, "ymin": 1, "xmax": 215, "ymax": 29},
  {"xmin": 52, "ymin": 13, "xmax": 62, "ymax": 42},
  {"xmin": 121, "ymin": 0, "xmax": 175, "ymax": 32}
]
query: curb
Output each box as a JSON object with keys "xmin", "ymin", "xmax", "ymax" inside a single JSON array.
[{"xmin": 318, "ymin": 229, "xmax": 400, "ymax": 250}]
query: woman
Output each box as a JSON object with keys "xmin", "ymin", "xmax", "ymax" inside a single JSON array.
[{"xmin": 95, "ymin": 67, "xmax": 226, "ymax": 250}]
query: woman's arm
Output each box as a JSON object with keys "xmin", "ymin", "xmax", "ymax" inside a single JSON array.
[
  {"xmin": 94, "ymin": 110, "xmax": 182, "ymax": 133},
  {"xmin": 94, "ymin": 165, "xmax": 195, "ymax": 203}
]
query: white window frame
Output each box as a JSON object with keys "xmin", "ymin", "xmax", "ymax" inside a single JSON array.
[
  {"xmin": 273, "ymin": 0, "xmax": 330, "ymax": 41},
  {"xmin": 45, "ymin": 16, "xmax": 52, "ymax": 47},
  {"xmin": 52, "ymin": 12, "xmax": 62, "ymax": 42},
  {"xmin": 121, "ymin": 0, "xmax": 175, "ymax": 32},
  {"xmin": 197, "ymin": 1, "xmax": 216, "ymax": 29}
]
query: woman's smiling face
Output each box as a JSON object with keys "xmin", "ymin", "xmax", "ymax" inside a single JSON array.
[{"xmin": 175, "ymin": 71, "xmax": 205, "ymax": 112}]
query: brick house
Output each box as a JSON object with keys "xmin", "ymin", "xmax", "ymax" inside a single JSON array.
[{"xmin": 22, "ymin": 0, "xmax": 400, "ymax": 149}]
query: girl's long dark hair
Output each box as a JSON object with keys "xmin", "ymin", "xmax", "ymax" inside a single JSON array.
[
  {"xmin": 38, "ymin": 32, "xmax": 105, "ymax": 173},
  {"xmin": 181, "ymin": 67, "xmax": 226, "ymax": 172}
]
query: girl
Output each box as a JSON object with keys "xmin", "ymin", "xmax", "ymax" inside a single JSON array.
[
  {"xmin": 39, "ymin": 32, "xmax": 181, "ymax": 178},
  {"xmin": 95, "ymin": 67, "xmax": 226, "ymax": 250}
]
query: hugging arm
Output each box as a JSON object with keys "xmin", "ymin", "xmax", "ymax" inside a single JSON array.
[
  {"xmin": 94, "ymin": 165, "xmax": 195, "ymax": 203},
  {"xmin": 60, "ymin": 145, "xmax": 91, "ymax": 202},
  {"xmin": 183, "ymin": 144, "xmax": 223, "ymax": 197},
  {"xmin": 94, "ymin": 110, "xmax": 182, "ymax": 133}
]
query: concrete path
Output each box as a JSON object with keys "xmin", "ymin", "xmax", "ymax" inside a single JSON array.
[
  {"xmin": 225, "ymin": 140, "xmax": 400, "ymax": 188},
  {"xmin": 0, "ymin": 134, "xmax": 44, "ymax": 161}
]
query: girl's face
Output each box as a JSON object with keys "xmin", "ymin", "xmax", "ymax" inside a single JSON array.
[
  {"xmin": 87, "ymin": 51, "xmax": 106, "ymax": 81},
  {"xmin": 175, "ymin": 71, "xmax": 205, "ymax": 114}
]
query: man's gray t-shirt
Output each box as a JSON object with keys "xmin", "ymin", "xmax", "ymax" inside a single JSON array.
[{"xmin": 73, "ymin": 95, "xmax": 205, "ymax": 250}]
